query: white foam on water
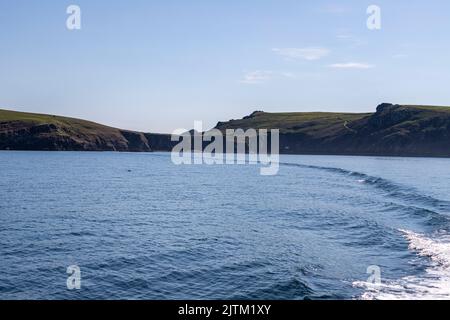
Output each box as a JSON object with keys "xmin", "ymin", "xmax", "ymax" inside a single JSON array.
[{"xmin": 353, "ymin": 229, "xmax": 450, "ymax": 300}]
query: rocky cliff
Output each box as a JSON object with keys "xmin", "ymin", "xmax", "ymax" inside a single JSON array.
[
  {"xmin": 0, "ymin": 109, "xmax": 173, "ymax": 152},
  {"xmin": 2, "ymin": 104, "xmax": 450, "ymax": 157},
  {"xmin": 215, "ymin": 103, "xmax": 450, "ymax": 157}
]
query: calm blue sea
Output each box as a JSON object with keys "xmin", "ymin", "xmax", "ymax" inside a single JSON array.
[{"xmin": 1, "ymin": 151, "xmax": 450, "ymax": 300}]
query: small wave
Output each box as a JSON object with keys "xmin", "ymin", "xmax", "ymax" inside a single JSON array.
[
  {"xmin": 384, "ymin": 203, "xmax": 450, "ymax": 228},
  {"xmin": 232, "ymin": 277, "xmax": 313, "ymax": 300},
  {"xmin": 401, "ymin": 229, "xmax": 450, "ymax": 272},
  {"xmin": 354, "ymin": 229, "xmax": 450, "ymax": 300},
  {"xmin": 280, "ymin": 162, "xmax": 450, "ymax": 214}
]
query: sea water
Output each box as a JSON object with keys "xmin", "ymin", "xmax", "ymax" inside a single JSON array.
[{"xmin": 1, "ymin": 151, "xmax": 450, "ymax": 300}]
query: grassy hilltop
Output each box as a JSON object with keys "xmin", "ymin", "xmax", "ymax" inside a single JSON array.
[
  {"xmin": 0, "ymin": 109, "xmax": 172, "ymax": 152},
  {"xmin": 215, "ymin": 103, "xmax": 450, "ymax": 157},
  {"xmin": 1, "ymin": 103, "xmax": 450, "ymax": 156}
]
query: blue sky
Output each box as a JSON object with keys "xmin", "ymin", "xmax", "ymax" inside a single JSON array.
[{"xmin": 1, "ymin": 0, "xmax": 450, "ymax": 132}]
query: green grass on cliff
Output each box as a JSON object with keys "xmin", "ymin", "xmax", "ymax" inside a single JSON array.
[
  {"xmin": 215, "ymin": 105, "xmax": 450, "ymax": 136},
  {"xmin": 406, "ymin": 105, "xmax": 450, "ymax": 113},
  {"xmin": 227, "ymin": 111, "xmax": 368, "ymax": 127},
  {"xmin": 0, "ymin": 109, "xmax": 77, "ymax": 123},
  {"xmin": 0, "ymin": 109, "xmax": 122, "ymax": 136},
  {"xmin": 216, "ymin": 111, "xmax": 371, "ymax": 135},
  {"xmin": 2, "ymin": 104, "xmax": 450, "ymax": 137}
]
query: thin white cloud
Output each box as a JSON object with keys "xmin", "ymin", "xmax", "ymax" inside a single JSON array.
[
  {"xmin": 272, "ymin": 47, "xmax": 330, "ymax": 61},
  {"xmin": 336, "ymin": 33, "xmax": 368, "ymax": 47},
  {"xmin": 239, "ymin": 70, "xmax": 273, "ymax": 84},
  {"xmin": 336, "ymin": 34, "xmax": 352, "ymax": 40},
  {"xmin": 239, "ymin": 70, "xmax": 297, "ymax": 84},
  {"xmin": 328, "ymin": 62, "xmax": 374, "ymax": 69},
  {"xmin": 280, "ymin": 72, "xmax": 297, "ymax": 79},
  {"xmin": 322, "ymin": 4, "xmax": 350, "ymax": 14}
]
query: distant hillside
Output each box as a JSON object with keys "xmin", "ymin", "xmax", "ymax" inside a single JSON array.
[
  {"xmin": 217, "ymin": 103, "xmax": 450, "ymax": 157},
  {"xmin": 2, "ymin": 104, "xmax": 450, "ymax": 157},
  {"xmin": 0, "ymin": 109, "xmax": 173, "ymax": 151},
  {"xmin": 216, "ymin": 103, "xmax": 450, "ymax": 157}
]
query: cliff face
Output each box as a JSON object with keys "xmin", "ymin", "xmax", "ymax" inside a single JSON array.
[
  {"xmin": 0, "ymin": 109, "xmax": 173, "ymax": 152},
  {"xmin": 2, "ymin": 104, "xmax": 450, "ymax": 157},
  {"xmin": 346, "ymin": 104, "xmax": 450, "ymax": 156},
  {"xmin": 215, "ymin": 104, "xmax": 450, "ymax": 157}
]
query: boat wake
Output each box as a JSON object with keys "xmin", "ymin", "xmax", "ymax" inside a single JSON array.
[
  {"xmin": 279, "ymin": 161, "xmax": 450, "ymax": 299},
  {"xmin": 354, "ymin": 229, "xmax": 450, "ymax": 300},
  {"xmin": 280, "ymin": 161, "xmax": 450, "ymax": 215}
]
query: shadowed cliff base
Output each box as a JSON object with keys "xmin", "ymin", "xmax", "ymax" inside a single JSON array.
[{"xmin": 1, "ymin": 103, "xmax": 450, "ymax": 157}]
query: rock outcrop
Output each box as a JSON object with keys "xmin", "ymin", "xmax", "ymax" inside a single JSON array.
[
  {"xmin": 0, "ymin": 109, "xmax": 173, "ymax": 152},
  {"xmin": 215, "ymin": 103, "xmax": 450, "ymax": 157},
  {"xmin": 2, "ymin": 104, "xmax": 450, "ymax": 157}
]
